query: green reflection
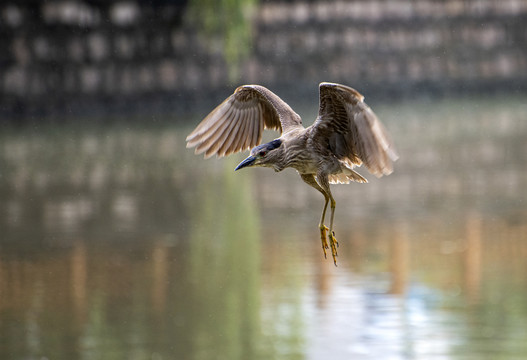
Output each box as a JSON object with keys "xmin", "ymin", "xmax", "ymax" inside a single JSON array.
[{"xmin": 186, "ymin": 159, "xmax": 261, "ymax": 359}]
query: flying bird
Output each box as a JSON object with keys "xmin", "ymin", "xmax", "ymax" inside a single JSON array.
[{"xmin": 186, "ymin": 82, "xmax": 398, "ymax": 265}]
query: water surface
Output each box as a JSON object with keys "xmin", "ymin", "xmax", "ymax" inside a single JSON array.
[{"xmin": 1, "ymin": 96, "xmax": 527, "ymax": 359}]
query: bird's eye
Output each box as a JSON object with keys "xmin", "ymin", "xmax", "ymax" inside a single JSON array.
[{"xmin": 259, "ymin": 150, "xmax": 267, "ymax": 157}]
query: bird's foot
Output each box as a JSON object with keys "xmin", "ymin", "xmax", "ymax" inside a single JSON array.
[
  {"xmin": 328, "ymin": 231, "xmax": 338, "ymax": 266},
  {"xmin": 319, "ymin": 225, "xmax": 330, "ymax": 259}
]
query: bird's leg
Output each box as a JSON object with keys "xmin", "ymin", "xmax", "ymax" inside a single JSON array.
[
  {"xmin": 327, "ymin": 195, "xmax": 339, "ymax": 265},
  {"xmin": 317, "ymin": 173, "xmax": 338, "ymax": 266},
  {"xmin": 319, "ymin": 197, "xmax": 330, "ymax": 258},
  {"xmin": 300, "ymin": 174, "xmax": 330, "ymax": 258}
]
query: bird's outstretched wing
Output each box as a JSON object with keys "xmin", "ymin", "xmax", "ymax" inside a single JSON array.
[
  {"xmin": 312, "ymin": 82, "xmax": 398, "ymax": 177},
  {"xmin": 186, "ymin": 85, "xmax": 302, "ymax": 158}
]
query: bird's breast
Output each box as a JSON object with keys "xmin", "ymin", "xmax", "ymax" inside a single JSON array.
[
  {"xmin": 281, "ymin": 136, "xmax": 330, "ymax": 175},
  {"xmin": 285, "ymin": 150, "xmax": 320, "ymax": 174}
]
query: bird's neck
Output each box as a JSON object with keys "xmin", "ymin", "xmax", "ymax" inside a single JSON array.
[
  {"xmin": 281, "ymin": 135, "xmax": 312, "ymax": 173},
  {"xmin": 271, "ymin": 147, "xmax": 286, "ymax": 172}
]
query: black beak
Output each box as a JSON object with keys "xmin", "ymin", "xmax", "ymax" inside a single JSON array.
[{"xmin": 235, "ymin": 155, "xmax": 256, "ymax": 171}]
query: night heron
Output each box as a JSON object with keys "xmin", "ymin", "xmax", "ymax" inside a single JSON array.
[{"xmin": 186, "ymin": 82, "xmax": 398, "ymax": 265}]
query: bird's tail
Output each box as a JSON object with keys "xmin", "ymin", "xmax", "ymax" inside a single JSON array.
[{"xmin": 329, "ymin": 167, "xmax": 367, "ymax": 184}]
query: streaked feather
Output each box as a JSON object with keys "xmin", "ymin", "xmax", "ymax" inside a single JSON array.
[
  {"xmin": 313, "ymin": 82, "xmax": 398, "ymax": 177},
  {"xmin": 186, "ymin": 85, "xmax": 302, "ymax": 158}
]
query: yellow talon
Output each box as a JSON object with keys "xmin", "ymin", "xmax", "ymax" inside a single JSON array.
[
  {"xmin": 320, "ymin": 225, "xmax": 329, "ymax": 258},
  {"xmin": 328, "ymin": 231, "xmax": 338, "ymax": 266}
]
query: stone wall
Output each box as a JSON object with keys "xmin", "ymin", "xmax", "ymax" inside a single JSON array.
[{"xmin": 1, "ymin": 0, "xmax": 526, "ymax": 119}]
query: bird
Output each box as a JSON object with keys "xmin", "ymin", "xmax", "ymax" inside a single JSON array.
[{"xmin": 186, "ymin": 82, "xmax": 398, "ymax": 265}]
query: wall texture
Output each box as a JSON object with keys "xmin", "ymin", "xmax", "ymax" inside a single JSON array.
[{"xmin": 1, "ymin": 0, "xmax": 526, "ymax": 119}]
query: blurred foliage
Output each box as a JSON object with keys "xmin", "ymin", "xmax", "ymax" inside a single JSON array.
[{"xmin": 186, "ymin": 0, "xmax": 258, "ymax": 82}]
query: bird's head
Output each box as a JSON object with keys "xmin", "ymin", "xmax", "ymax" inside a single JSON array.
[{"xmin": 235, "ymin": 139, "xmax": 283, "ymax": 171}]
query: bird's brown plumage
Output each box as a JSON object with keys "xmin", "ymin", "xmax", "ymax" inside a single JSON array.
[
  {"xmin": 313, "ymin": 82, "xmax": 398, "ymax": 177},
  {"xmin": 186, "ymin": 85, "xmax": 302, "ymax": 158},
  {"xmin": 186, "ymin": 83, "xmax": 397, "ymax": 172}
]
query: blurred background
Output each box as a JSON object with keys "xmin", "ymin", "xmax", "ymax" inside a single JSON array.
[{"xmin": 1, "ymin": 1, "xmax": 527, "ymax": 359}]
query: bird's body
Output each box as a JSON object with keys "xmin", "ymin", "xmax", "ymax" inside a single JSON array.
[
  {"xmin": 187, "ymin": 82, "xmax": 398, "ymax": 265},
  {"xmin": 255, "ymin": 126, "xmax": 365, "ymax": 182}
]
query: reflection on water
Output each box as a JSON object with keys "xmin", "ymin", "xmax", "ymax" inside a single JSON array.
[{"xmin": 1, "ymin": 96, "xmax": 527, "ymax": 360}]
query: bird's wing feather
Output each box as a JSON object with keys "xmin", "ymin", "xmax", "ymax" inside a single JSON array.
[
  {"xmin": 186, "ymin": 85, "xmax": 302, "ymax": 158},
  {"xmin": 312, "ymin": 82, "xmax": 398, "ymax": 177}
]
